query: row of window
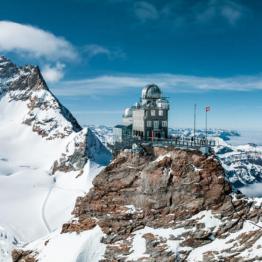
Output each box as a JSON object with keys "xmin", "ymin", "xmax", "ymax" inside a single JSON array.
[
  {"xmin": 146, "ymin": 109, "xmax": 164, "ymax": 117},
  {"xmin": 147, "ymin": 120, "xmax": 167, "ymax": 128}
]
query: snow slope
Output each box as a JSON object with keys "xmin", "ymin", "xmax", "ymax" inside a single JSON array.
[
  {"xmin": 0, "ymin": 57, "xmax": 111, "ymax": 261},
  {"xmin": 23, "ymin": 226, "xmax": 106, "ymax": 262}
]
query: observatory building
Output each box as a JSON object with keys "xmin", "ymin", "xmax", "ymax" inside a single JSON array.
[{"xmin": 113, "ymin": 84, "xmax": 169, "ymax": 143}]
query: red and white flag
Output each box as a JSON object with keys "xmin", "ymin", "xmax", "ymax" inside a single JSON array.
[{"xmin": 205, "ymin": 106, "xmax": 211, "ymax": 112}]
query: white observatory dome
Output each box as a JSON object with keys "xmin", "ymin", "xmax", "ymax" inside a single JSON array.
[
  {"xmin": 142, "ymin": 84, "xmax": 161, "ymax": 99},
  {"xmin": 123, "ymin": 107, "xmax": 133, "ymax": 117}
]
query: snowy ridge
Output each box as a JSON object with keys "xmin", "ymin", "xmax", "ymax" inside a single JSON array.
[
  {"xmin": 214, "ymin": 138, "xmax": 262, "ymax": 194},
  {"xmin": 21, "ymin": 226, "xmax": 106, "ymax": 262},
  {"xmin": 0, "ymin": 56, "xmax": 81, "ymax": 140},
  {"xmin": 0, "ymin": 57, "xmax": 111, "ymax": 261},
  {"xmin": 85, "ymin": 125, "xmax": 113, "ymax": 147}
]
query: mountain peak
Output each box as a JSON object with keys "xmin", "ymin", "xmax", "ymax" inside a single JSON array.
[
  {"xmin": 0, "ymin": 55, "xmax": 8, "ymax": 62},
  {"xmin": 0, "ymin": 56, "xmax": 82, "ymax": 139},
  {"xmin": 0, "ymin": 56, "xmax": 18, "ymax": 78}
]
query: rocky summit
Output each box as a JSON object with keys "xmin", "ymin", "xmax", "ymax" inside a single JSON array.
[
  {"xmin": 0, "ymin": 56, "xmax": 81, "ymax": 140},
  {"xmin": 18, "ymin": 147, "xmax": 261, "ymax": 261}
]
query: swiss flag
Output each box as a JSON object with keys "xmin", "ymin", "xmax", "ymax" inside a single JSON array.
[{"xmin": 205, "ymin": 106, "xmax": 211, "ymax": 112}]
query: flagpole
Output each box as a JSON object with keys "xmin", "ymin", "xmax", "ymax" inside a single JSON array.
[
  {"xmin": 194, "ymin": 104, "xmax": 197, "ymax": 142},
  {"xmin": 205, "ymin": 108, "xmax": 207, "ymax": 145}
]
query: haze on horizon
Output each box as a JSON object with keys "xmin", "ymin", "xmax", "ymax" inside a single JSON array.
[{"xmin": 1, "ymin": 0, "xmax": 262, "ymax": 131}]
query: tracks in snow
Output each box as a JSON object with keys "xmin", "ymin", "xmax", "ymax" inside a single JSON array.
[
  {"xmin": 41, "ymin": 180, "xmax": 53, "ymax": 233},
  {"xmin": 41, "ymin": 178, "xmax": 86, "ymax": 234}
]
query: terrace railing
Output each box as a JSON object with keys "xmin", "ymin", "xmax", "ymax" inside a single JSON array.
[{"xmin": 111, "ymin": 136, "xmax": 216, "ymax": 154}]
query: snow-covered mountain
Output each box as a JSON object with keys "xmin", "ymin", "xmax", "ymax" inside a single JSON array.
[
  {"xmin": 85, "ymin": 125, "xmax": 113, "ymax": 148},
  {"xmin": 169, "ymin": 127, "xmax": 241, "ymax": 141},
  {"xmin": 0, "ymin": 56, "xmax": 111, "ymax": 261},
  {"xmin": 1, "ymin": 56, "xmax": 261, "ymax": 261}
]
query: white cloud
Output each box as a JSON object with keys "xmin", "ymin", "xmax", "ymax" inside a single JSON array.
[
  {"xmin": 83, "ymin": 44, "xmax": 111, "ymax": 58},
  {"xmin": 83, "ymin": 44, "xmax": 126, "ymax": 60},
  {"xmin": 134, "ymin": 1, "xmax": 159, "ymax": 22},
  {"xmin": 52, "ymin": 73, "xmax": 262, "ymax": 96},
  {"xmin": 221, "ymin": 3, "xmax": 242, "ymax": 25},
  {"xmin": 197, "ymin": 0, "xmax": 245, "ymax": 26},
  {"xmin": 0, "ymin": 21, "xmax": 77, "ymax": 60},
  {"xmin": 132, "ymin": 0, "xmax": 248, "ymax": 26},
  {"xmin": 42, "ymin": 63, "xmax": 65, "ymax": 83}
]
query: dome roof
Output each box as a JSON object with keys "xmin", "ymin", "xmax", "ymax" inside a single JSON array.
[
  {"xmin": 142, "ymin": 84, "xmax": 161, "ymax": 99},
  {"xmin": 123, "ymin": 107, "xmax": 133, "ymax": 117}
]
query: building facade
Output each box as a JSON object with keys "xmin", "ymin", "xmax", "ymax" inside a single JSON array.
[
  {"xmin": 113, "ymin": 124, "xmax": 132, "ymax": 143},
  {"xmin": 114, "ymin": 84, "xmax": 169, "ymax": 143}
]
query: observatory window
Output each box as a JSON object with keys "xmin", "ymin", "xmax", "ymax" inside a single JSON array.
[
  {"xmin": 147, "ymin": 121, "xmax": 152, "ymax": 127},
  {"xmin": 151, "ymin": 110, "xmax": 155, "ymax": 116},
  {"xmin": 153, "ymin": 121, "xmax": 159, "ymax": 129},
  {"xmin": 159, "ymin": 110, "xmax": 163, "ymax": 116},
  {"xmin": 162, "ymin": 121, "xmax": 167, "ymax": 127}
]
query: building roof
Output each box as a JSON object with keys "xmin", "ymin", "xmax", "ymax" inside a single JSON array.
[
  {"xmin": 141, "ymin": 84, "xmax": 161, "ymax": 100},
  {"xmin": 123, "ymin": 107, "xmax": 133, "ymax": 117},
  {"xmin": 114, "ymin": 124, "xmax": 132, "ymax": 129}
]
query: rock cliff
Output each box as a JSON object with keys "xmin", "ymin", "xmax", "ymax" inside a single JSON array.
[{"xmin": 19, "ymin": 147, "xmax": 261, "ymax": 261}]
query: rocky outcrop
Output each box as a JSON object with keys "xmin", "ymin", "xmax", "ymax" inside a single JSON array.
[
  {"xmin": 11, "ymin": 249, "xmax": 37, "ymax": 262},
  {"xmin": 13, "ymin": 147, "xmax": 262, "ymax": 261},
  {"xmin": 51, "ymin": 129, "xmax": 88, "ymax": 175},
  {"xmin": 58, "ymin": 148, "xmax": 261, "ymax": 261},
  {"xmin": 51, "ymin": 128, "xmax": 112, "ymax": 175}
]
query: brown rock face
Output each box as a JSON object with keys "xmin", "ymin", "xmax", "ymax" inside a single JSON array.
[
  {"xmin": 62, "ymin": 217, "xmax": 97, "ymax": 234},
  {"xmin": 12, "ymin": 249, "xmax": 37, "ymax": 262},
  {"xmin": 15, "ymin": 148, "xmax": 262, "ymax": 261},
  {"xmin": 64, "ymin": 148, "xmax": 261, "ymax": 261},
  {"xmin": 74, "ymin": 149, "xmax": 231, "ymax": 222}
]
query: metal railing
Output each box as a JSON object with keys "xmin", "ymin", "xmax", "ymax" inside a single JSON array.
[{"xmin": 111, "ymin": 136, "xmax": 216, "ymax": 153}]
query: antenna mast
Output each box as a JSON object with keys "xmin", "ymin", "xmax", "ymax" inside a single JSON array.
[{"xmin": 193, "ymin": 104, "xmax": 196, "ymax": 141}]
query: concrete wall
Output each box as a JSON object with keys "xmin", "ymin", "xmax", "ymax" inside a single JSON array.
[
  {"xmin": 144, "ymin": 109, "xmax": 168, "ymax": 139},
  {"xmin": 132, "ymin": 108, "xmax": 168, "ymax": 139},
  {"xmin": 133, "ymin": 109, "xmax": 145, "ymax": 132},
  {"xmin": 113, "ymin": 127, "xmax": 123, "ymax": 143}
]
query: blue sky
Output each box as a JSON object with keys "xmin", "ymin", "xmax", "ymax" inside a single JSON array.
[{"xmin": 1, "ymin": 0, "xmax": 262, "ymax": 130}]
